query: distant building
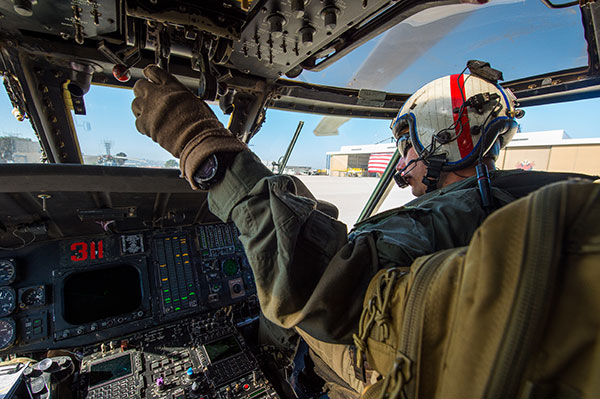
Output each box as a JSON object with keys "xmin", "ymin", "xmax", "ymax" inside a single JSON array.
[
  {"xmin": 0, "ymin": 136, "xmax": 42, "ymax": 163},
  {"xmin": 326, "ymin": 131, "xmax": 600, "ymax": 176},
  {"xmin": 326, "ymin": 143, "xmax": 396, "ymax": 177},
  {"xmin": 498, "ymin": 130, "xmax": 600, "ymax": 175}
]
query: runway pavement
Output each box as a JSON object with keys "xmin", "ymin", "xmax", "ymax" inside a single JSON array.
[{"xmin": 296, "ymin": 175, "xmax": 415, "ymax": 229}]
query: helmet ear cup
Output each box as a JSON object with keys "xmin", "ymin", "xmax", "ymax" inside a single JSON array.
[
  {"xmin": 496, "ymin": 118, "xmax": 519, "ymax": 149},
  {"xmin": 484, "ymin": 118, "xmax": 518, "ymax": 150}
]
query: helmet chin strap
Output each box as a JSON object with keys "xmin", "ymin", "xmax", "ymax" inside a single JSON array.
[{"xmin": 422, "ymin": 155, "xmax": 446, "ymax": 193}]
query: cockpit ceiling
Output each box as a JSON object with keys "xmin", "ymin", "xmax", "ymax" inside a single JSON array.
[
  {"xmin": 1, "ymin": 0, "xmax": 597, "ymax": 100},
  {"xmin": 0, "ymin": 0, "xmax": 428, "ymax": 81},
  {"xmin": 1, "ymin": 0, "xmax": 599, "ymax": 166}
]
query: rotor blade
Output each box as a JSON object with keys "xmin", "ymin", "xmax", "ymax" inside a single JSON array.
[
  {"xmin": 314, "ymin": 116, "xmax": 351, "ymax": 136},
  {"xmin": 312, "ymin": 5, "xmax": 477, "ymax": 136},
  {"xmin": 348, "ymin": 12, "xmax": 473, "ymax": 90}
]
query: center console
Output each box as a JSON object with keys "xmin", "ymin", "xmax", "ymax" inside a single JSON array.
[{"xmin": 78, "ymin": 315, "xmax": 279, "ymax": 399}]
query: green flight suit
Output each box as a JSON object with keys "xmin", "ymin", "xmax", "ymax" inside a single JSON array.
[{"xmin": 208, "ymin": 150, "xmax": 593, "ymax": 347}]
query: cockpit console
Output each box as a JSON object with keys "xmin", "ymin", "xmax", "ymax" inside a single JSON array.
[
  {"xmin": 0, "ymin": 200, "xmax": 283, "ymax": 399},
  {"xmin": 77, "ymin": 315, "xmax": 279, "ymax": 399},
  {"xmin": 0, "ymin": 221, "xmax": 256, "ymax": 353}
]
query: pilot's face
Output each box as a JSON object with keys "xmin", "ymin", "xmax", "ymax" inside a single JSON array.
[{"xmin": 396, "ymin": 146, "xmax": 428, "ymax": 197}]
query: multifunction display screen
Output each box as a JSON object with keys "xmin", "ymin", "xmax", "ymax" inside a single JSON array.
[
  {"xmin": 63, "ymin": 264, "xmax": 142, "ymax": 325},
  {"xmin": 89, "ymin": 353, "xmax": 133, "ymax": 387},
  {"xmin": 204, "ymin": 335, "xmax": 242, "ymax": 363}
]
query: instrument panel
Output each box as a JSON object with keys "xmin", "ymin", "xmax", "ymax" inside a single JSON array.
[
  {"xmin": 76, "ymin": 314, "xmax": 279, "ymax": 399},
  {"xmin": 0, "ymin": 221, "xmax": 258, "ymax": 353}
]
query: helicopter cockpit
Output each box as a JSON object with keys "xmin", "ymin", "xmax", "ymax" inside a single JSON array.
[{"xmin": 0, "ymin": 0, "xmax": 599, "ymax": 398}]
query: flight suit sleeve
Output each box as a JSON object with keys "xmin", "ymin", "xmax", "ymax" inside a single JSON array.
[
  {"xmin": 208, "ymin": 150, "xmax": 381, "ymax": 343},
  {"xmin": 206, "ymin": 151, "xmax": 498, "ymax": 344}
]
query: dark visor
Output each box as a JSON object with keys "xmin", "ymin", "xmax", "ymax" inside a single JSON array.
[{"xmin": 396, "ymin": 134, "xmax": 412, "ymax": 158}]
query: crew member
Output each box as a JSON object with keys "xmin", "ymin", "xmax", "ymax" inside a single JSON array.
[{"xmin": 131, "ymin": 64, "xmax": 594, "ymax": 398}]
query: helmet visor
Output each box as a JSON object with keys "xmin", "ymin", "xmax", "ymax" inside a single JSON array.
[
  {"xmin": 396, "ymin": 134, "xmax": 412, "ymax": 159},
  {"xmin": 390, "ymin": 113, "xmax": 410, "ymax": 140}
]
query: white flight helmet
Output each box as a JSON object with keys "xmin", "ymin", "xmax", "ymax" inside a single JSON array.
[{"xmin": 391, "ymin": 73, "xmax": 520, "ymax": 172}]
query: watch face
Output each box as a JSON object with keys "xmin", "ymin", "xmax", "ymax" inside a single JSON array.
[{"xmin": 196, "ymin": 154, "xmax": 218, "ymax": 180}]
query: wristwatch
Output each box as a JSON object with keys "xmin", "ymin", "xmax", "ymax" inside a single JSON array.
[{"xmin": 192, "ymin": 154, "xmax": 220, "ymax": 190}]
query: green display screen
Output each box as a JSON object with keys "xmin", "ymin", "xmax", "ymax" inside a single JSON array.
[
  {"xmin": 89, "ymin": 353, "xmax": 132, "ymax": 387},
  {"xmin": 204, "ymin": 335, "xmax": 242, "ymax": 363}
]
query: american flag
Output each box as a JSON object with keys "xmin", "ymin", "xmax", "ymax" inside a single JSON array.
[{"xmin": 368, "ymin": 152, "xmax": 394, "ymax": 173}]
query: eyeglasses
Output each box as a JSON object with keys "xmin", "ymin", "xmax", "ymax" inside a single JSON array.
[{"xmin": 396, "ymin": 134, "xmax": 412, "ymax": 158}]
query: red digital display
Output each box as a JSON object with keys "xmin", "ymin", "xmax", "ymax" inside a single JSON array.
[{"xmin": 70, "ymin": 240, "xmax": 104, "ymax": 262}]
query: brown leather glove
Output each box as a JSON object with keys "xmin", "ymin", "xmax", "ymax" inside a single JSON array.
[{"xmin": 132, "ymin": 65, "xmax": 247, "ymax": 188}]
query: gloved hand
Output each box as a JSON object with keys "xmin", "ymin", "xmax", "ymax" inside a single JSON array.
[{"xmin": 132, "ymin": 65, "xmax": 247, "ymax": 188}]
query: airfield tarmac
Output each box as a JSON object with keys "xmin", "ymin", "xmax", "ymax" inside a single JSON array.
[{"xmin": 296, "ymin": 175, "xmax": 416, "ymax": 229}]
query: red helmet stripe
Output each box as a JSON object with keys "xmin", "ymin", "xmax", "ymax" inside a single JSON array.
[{"xmin": 450, "ymin": 74, "xmax": 473, "ymax": 158}]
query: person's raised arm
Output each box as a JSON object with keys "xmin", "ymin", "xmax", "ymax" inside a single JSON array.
[{"xmin": 131, "ymin": 66, "xmax": 378, "ymax": 343}]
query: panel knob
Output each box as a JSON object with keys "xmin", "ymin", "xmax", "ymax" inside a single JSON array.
[
  {"xmin": 186, "ymin": 367, "xmax": 195, "ymax": 380},
  {"xmin": 267, "ymin": 13, "xmax": 286, "ymax": 38},
  {"xmin": 232, "ymin": 284, "xmax": 242, "ymax": 294},
  {"xmin": 321, "ymin": 6, "xmax": 341, "ymax": 31},
  {"xmin": 300, "ymin": 25, "xmax": 316, "ymax": 46},
  {"xmin": 291, "ymin": 0, "xmax": 305, "ymax": 18},
  {"xmin": 13, "ymin": 0, "xmax": 33, "ymax": 16},
  {"xmin": 191, "ymin": 381, "xmax": 201, "ymax": 392}
]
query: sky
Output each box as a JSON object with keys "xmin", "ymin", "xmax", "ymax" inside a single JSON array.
[{"xmin": 1, "ymin": 0, "xmax": 599, "ymax": 169}]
